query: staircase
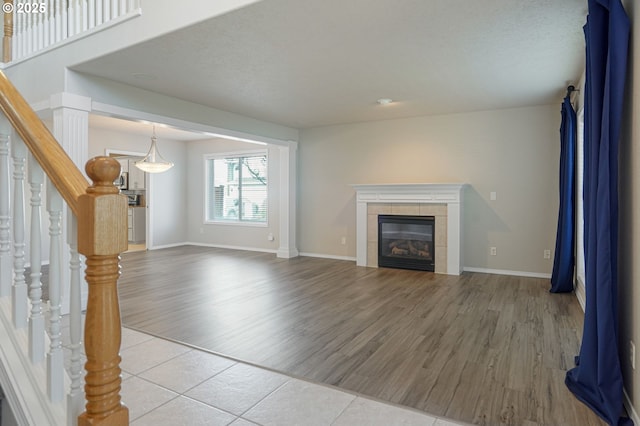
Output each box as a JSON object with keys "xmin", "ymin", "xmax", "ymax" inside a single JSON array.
[{"xmin": 0, "ymin": 70, "xmax": 129, "ymax": 425}]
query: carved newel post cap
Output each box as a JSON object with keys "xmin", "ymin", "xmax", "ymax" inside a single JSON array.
[{"xmin": 85, "ymin": 156, "xmax": 121, "ymax": 194}]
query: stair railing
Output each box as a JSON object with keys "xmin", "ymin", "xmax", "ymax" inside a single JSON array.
[
  {"xmin": 0, "ymin": 70, "xmax": 128, "ymax": 425},
  {"xmin": 2, "ymin": 0, "xmax": 142, "ymax": 63}
]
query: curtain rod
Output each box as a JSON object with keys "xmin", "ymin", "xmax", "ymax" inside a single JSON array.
[{"xmin": 566, "ymin": 85, "xmax": 579, "ymax": 96}]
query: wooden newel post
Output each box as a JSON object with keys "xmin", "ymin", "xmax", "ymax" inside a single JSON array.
[
  {"xmin": 77, "ymin": 156, "xmax": 129, "ymax": 426},
  {"xmin": 3, "ymin": 1, "xmax": 13, "ymax": 63}
]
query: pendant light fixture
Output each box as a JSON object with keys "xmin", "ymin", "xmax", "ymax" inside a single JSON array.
[{"xmin": 135, "ymin": 125, "xmax": 174, "ymax": 173}]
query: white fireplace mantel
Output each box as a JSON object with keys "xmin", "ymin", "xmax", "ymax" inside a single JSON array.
[{"xmin": 351, "ymin": 183, "xmax": 466, "ymax": 275}]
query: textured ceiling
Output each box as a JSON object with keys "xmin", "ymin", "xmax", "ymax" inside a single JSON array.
[{"xmin": 73, "ymin": 0, "xmax": 587, "ymax": 129}]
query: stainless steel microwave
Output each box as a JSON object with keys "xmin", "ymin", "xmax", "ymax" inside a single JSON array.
[{"xmin": 115, "ymin": 172, "xmax": 128, "ymax": 190}]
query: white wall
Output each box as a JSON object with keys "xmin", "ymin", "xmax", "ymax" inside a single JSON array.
[
  {"xmin": 298, "ymin": 104, "xmax": 560, "ymax": 275},
  {"xmin": 186, "ymin": 138, "xmax": 281, "ymax": 252}
]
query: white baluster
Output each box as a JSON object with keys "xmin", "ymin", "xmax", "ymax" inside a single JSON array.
[
  {"xmin": 103, "ymin": 0, "xmax": 110, "ymax": 22},
  {"xmin": 13, "ymin": 1, "xmax": 20, "ymax": 58},
  {"xmin": 119, "ymin": 0, "xmax": 125, "ymax": 16},
  {"xmin": 55, "ymin": 0, "xmax": 62, "ymax": 43},
  {"xmin": 14, "ymin": 6, "xmax": 22, "ymax": 60},
  {"xmin": 87, "ymin": 0, "xmax": 95, "ymax": 29},
  {"xmin": 47, "ymin": 181, "xmax": 63, "ymax": 402},
  {"xmin": 0, "ymin": 134, "xmax": 10, "ymax": 297},
  {"xmin": 36, "ymin": 3, "xmax": 44, "ymax": 51},
  {"xmin": 81, "ymin": 0, "xmax": 88, "ymax": 31},
  {"xmin": 95, "ymin": 0, "xmax": 103, "ymax": 26},
  {"xmin": 25, "ymin": 4, "xmax": 32, "ymax": 56},
  {"xmin": 111, "ymin": 0, "xmax": 118, "ymax": 19},
  {"xmin": 28, "ymin": 154, "xmax": 44, "ymax": 363},
  {"xmin": 66, "ymin": 215, "xmax": 83, "ymax": 426},
  {"xmin": 11, "ymin": 135, "xmax": 27, "ymax": 329},
  {"xmin": 49, "ymin": 0, "xmax": 55, "ymax": 47},
  {"xmin": 40, "ymin": 0, "xmax": 53, "ymax": 48},
  {"xmin": 11, "ymin": 13, "xmax": 17, "ymax": 61},
  {"xmin": 61, "ymin": 0, "xmax": 67, "ymax": 41},
  {"xmin": 74, "ymin": 0, "xmax": 82, "ymax": 36},
  {"xmin": 67, "ymin": 0, "xmax": 75, "ymax": 37}
]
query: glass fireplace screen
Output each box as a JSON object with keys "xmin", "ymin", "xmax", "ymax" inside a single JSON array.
[{"xmin": 378, "ymin": 215, "xmax": 435, "ymax": 271}]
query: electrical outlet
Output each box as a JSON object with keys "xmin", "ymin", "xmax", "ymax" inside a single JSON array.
[
  {"xmin": 490, "ymin": 247, "xmax": 497, "ymax": 256},
  {"xmin": 341, "ymin": 236, "xmax": 347, "ymax": 245},
  {"xmin": 631, "ymin": 341, "xmax": 636, "ymax": 370},
  {"xmin": 544, "ymin": 249, "xmax": 551, "ymax": 259},
  {"xmin": 490, "ymin": 191, "xmax": 497, "ymax": 201}
]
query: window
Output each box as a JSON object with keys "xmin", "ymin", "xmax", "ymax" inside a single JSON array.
[{"xmin": 205, "ymin": 151, "xmax": 268, "ymax": 224}]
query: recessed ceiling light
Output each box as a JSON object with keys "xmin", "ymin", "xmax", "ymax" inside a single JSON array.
[{"xmin": 377, "ymin": 98, "xmax": 393, "ymax": 105}]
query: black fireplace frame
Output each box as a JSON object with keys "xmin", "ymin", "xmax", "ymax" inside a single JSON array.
[{"xmin": 378, "ymin": 214, "xmax": 435, "ymax": 272}]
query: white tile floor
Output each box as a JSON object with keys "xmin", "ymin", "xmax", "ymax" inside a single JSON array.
[{"xmin": 119, "ymin": 327, "xmax": 472, "ymax": 426}]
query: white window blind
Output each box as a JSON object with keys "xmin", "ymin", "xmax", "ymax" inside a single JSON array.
[{"xmin": 205, "ymin": 152, "xmax": 268, "ymax": 224}]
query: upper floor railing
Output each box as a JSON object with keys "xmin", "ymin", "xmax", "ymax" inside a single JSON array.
[
  {"xmin": 3, "ymin": 0, "xmax": 141, "ymax": 63},
  {"xmin": 0, "ymin": 69, "xmax": 129, "ymax": 424}
]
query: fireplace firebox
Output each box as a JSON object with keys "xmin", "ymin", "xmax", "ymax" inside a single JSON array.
[{"xmin": 378, "ymin": 215, "xmax": 435, "ymax": 272}]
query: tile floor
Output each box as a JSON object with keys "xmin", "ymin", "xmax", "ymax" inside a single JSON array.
[{"xmin": 119, "ymin": 327, "xmax": 471, "ymax": 426}]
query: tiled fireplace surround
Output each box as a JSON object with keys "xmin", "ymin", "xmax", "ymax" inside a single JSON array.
[{"xmin": 352, "ymin": 184, "xmax": 465, "ymax": 275}]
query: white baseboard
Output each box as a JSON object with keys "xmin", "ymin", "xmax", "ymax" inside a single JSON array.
[
  {"xmin": 298, "ymin": 252, "xmax": 356, "ymax": 262},
  {"xmin": 574, "ymin": 276, "xmax": 586, "ymax": 312},
  {"xmin": 277, "ymin": 247, "xmax": 299, "ymax": 259},
  {"xmin": 146, "ymin": 242, "xmax": 187, "ymax": 251},
  {"xmin": 185, "ymin": 242, "xmax": 278, "ymax": 254},
  {"xmin": 624, "ymin": 388, "xmax": 640, "ymax": 425},
  {"xmin": 463, "ymin": 266, "xmax": 551, "ymax": 279}
]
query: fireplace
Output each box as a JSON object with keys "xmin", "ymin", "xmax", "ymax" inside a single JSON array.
[
  {"xmin": 378, "ymin": 215, "xmax": 435, "ymax": 271},
  {"xmin": 352, "ymin": 183, "xmax": 465, "ymax": 275}
]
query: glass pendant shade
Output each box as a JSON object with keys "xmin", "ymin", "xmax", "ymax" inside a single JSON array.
[{"xmin": 135, "ymin": 127, "xmax": 174, "ymax": 173}]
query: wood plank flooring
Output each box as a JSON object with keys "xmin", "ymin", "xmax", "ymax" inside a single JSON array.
[{"xmin": 118, "ymin": 246, "xmax": 606, "ymax": 426}]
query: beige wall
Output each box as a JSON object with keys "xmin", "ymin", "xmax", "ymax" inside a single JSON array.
[
  {"xmin": 298, "ymin": 104, "xmax": 560, "ymax": 274},
  {"xmin": 620, "ymin": 0, "xmax": 639, "ymax": 418},
  {"xmin": 186, "ymin": 138, "xmax": 281, "ymax": 252}
]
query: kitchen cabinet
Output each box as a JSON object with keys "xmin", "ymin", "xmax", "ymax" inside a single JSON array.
[
  {"xmin": 128, "ymin": 160, "xmax": 146, "ymax": 189},
  {"xmin": 113, "ymin": 158, "xmax": 145, "ymax": 189},
  {"xmin": 128, "ymin": 207, "xmax": 146, "ymax": 243}
]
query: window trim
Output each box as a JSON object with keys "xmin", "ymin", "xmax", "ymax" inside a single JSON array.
[{"xmin": 203, "ymin": 150, "xmax": 269, "ymax": 226}]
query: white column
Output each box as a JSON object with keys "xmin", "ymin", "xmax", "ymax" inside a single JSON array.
[
  {"xmin": 277, "ymin": 142, "xmax": 298, "ymax": 258},
  {"xmin": 355, "ymin": 200, "xmax": 367, "ymax": 266},
  {"xmin": 446, "ymin": 201, "xmax": 462, "ymax": 275},
  {"xmin": 51, "ymin": 92, "xmax": 91, "ymax": 314},
  {"xmin": 51, "ymin": 93, "xmax": 90, "ymax": 175}
]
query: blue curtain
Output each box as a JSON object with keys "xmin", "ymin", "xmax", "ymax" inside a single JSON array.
[
  {"xmin": 550, "ymin": 94, "xmax": 576, "ymax": 293},
  {"xmin": 565, "ymin": 1, "xmax": 631, "ymax": 425}
]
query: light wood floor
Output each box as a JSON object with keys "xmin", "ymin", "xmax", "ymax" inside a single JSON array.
[{"xmin": 118, "ymin": 246, "xmax": 606, "ymax": 426}]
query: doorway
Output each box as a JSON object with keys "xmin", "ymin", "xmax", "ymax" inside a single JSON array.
[{"xmin": 106, "ymin": 149, "xmax": 148, "ymax": 253}]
